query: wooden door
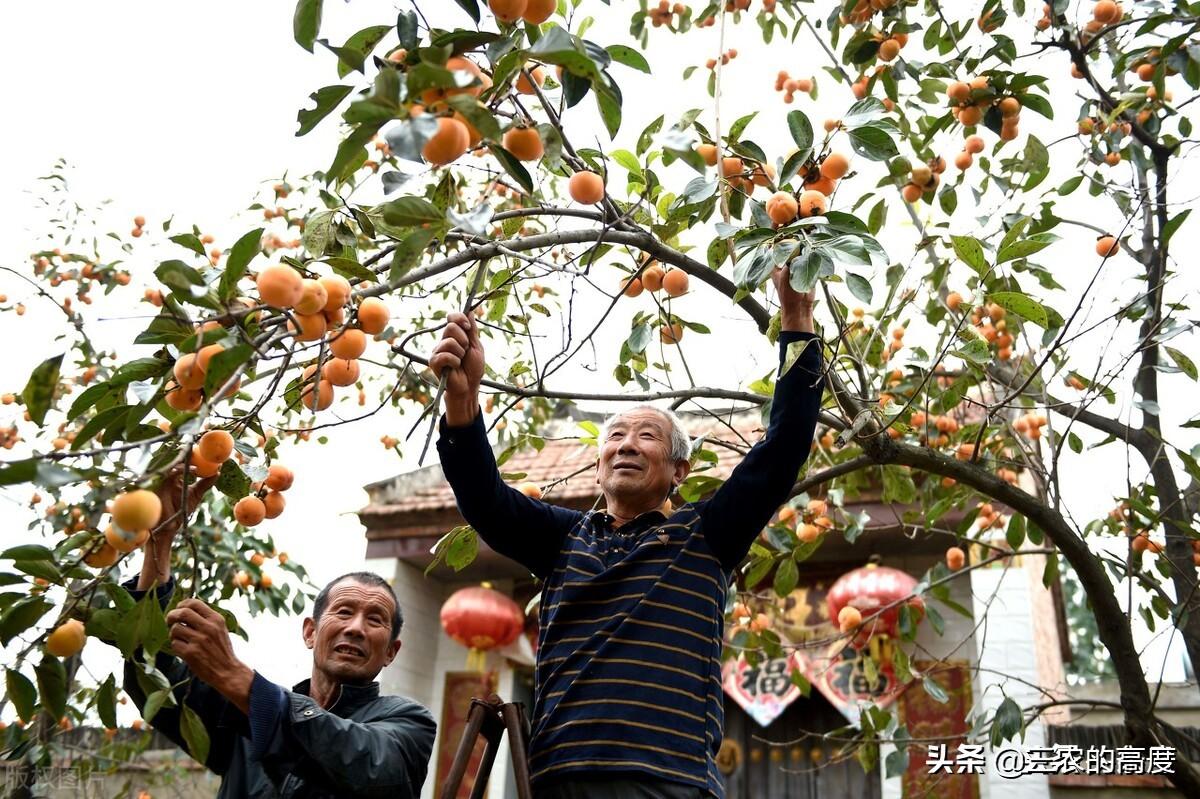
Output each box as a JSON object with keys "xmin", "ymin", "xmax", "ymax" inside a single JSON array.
[{"xmin": 721, "ymin": 693, "xmax": 881, "ymax": 799}]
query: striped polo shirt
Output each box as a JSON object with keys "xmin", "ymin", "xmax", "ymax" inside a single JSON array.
[{"xmin": 438, "ymin": 331, "xmax": 823, "ymax": 797}]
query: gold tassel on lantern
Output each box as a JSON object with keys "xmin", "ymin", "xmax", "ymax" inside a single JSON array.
[{"xmin": 465, "ymin": 647, "xmax": 486, "ymax": 672}]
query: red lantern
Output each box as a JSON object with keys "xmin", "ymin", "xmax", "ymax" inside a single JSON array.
[
  {"xmin": 441, "ymin": 583, "xmax": 524, "ymax": 671},
  {"xmin": 826, "ymin": 563, "xmax": 924, "ymax": 650}
]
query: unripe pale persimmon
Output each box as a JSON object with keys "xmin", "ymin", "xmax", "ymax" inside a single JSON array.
[
  {"xmin": 112, "ymin": 490, "xmax": 161, "ymax": 532},
  {"xmin": 330, "ymin": 327, "xmax": 368, "ymax": 359},
  {"xmin": 256, "ymin": 264, "xmax": 305, "ymax": 308},
  {"xmin": 568, "ymin": 171, "xmax": 606, "ymax": 204},
  {"xmin": 964, "ymin": 135, "xmax": 985, "ymax": 154},
  {"xmin": 234, "ymin": 495, "xmax": 267, "ymax": 526},
  {"xmin": 517, "ymin": 482, "xmax": 542, "ymax": 499},
  {"xmin": 502, "ymin": 127, "xmax": 544, "ymax": 161},
  {"xmin": 356, "ymin": 297, "xmax": 390, "ymax": 335}
]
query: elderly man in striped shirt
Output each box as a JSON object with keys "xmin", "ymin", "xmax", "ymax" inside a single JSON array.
[{"xmin": 431, "ymin": 269, "xmax": 823, "ymax": 799}]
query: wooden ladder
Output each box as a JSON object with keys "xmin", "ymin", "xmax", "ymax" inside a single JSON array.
[{"xmin": 439, "ymin": 694, "xmax": 533, "ymax": 799}]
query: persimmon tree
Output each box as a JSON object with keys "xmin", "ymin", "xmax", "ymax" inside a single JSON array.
[{"xmin": 2, "ymin": 0, "xmax": 1199, "ymax": 794}]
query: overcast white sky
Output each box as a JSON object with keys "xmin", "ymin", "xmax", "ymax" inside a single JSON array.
[{"xmin": 1, "ymin": 0, "xmax": 1196, "ymax": 719}]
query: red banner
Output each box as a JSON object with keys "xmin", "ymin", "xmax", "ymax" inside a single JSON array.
[
  {"xmin": 899, "ymin": 661, "xmax": 979, "ymax": 799},
  {"xmin": 434, "ymin": 671, "xmax": 497, "ymax": 799}
]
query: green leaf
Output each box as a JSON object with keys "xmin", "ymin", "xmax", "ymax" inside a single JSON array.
[
  {"xmin": 774, "ymin": 557, "xmax": 799, "ymax": 597},
  {"xmin": 950, "ymin": 235, "xmax": 989, "ymax": 276},
  {"xmin": 605, "ymin": 45, "xmax": 650, "ymax": 73},
  {"xmin": 991, "ymin": 696, "xmax": 1024, "ymax": 746},
  {"xmin": 380, "ymin": 197, "xmax": 445, "ymax": 228},
  {"xmin": 997, "ymin": 236, "xmax": 1055, "ymax": 263},
  {"xmin": 0, "ymin": 597, "xmax": 50, "ymax": 645},
  {"xmin": 922, "ymin": 674, "xmax": 949, "ymax": 704},
  {"xmin": 6, "ymin": 668, "xmax": 36, "ymax": 722},
  {"xmin": 35, "ymin": 656, "xmax": 67, "ymax": 720},
  {"xmin": 847, "ymin": 124, "xmax": 898, "ymax": 161},
  {"xmin": 22, "ymin": 354, "xmax": 64, "ymax": 426},
  {"xmin": 445, "ymin": 526, "xmax": 479, "ymax": 571},
  {"xmin": 445, "ymin": 95, "xmax": 502, "ymax": 142},
  {"xmin": 388, "ymin": 228, "xmax": 435, "ymax": 282},
  {"xmin": 180, "ymin": 704, "xmax": 212, "ymax": 765},
  {"xmin": 155, "ymin": 260, "xmax": 207, "ymax": 300},
  {"xmin": 451, "ymin": 0, "xmax": 480, "ymax": 23},
  {"xmin": 111, "ymin": 357, "xmax": 170, "ymax": 386},
  {"xmin": 325, "ymin": 257, "xmax": 377, "ymax": 284},
  {"xmin": 297, "ymin": 85, "xmax": 353, "ymax": 136},
  {"xmin": 1167, "ymin": 347, "xmax": 1197, "ymax": 381},
  {"xmin": 215, "ymin": 458, "xmax": 252, "ymax": 501},
  {"xmin": 846, "ymin": 272, "xmax": 873, "ymax": 303},
  {"xmin": 955, "ymin": 339, "xmax": 991, "ymax": 364},
  {"xmin": 0, "ymin": 459, "xmax": 36, "ymax": 487},
  {"xmin": 1006, "ymin": 514, "xmax": 1026, "ymax": 550},
  {"xmin": 218, "ymin": 229, "xmax": 264, "ymax": 300},
  {"xmin": 96, "ymin": 674, "xmax": 118, "ymax": 729},
  {"xmin": 490, "ymin": 145, "xmax": 536, "ymax": 194},
  {"xmin": 327, "ymin": 125, "xmax": 378, "ymax": 185},
  {"xmin": 169, "ymin": 233, "xmax": 206, "ymax": 257},
  {"xmin": 785, "ymin": 110, "xmax": 814, "ymax": 153},
  {"xmin": 1, "ymin": 544, "xmax": 54, "ymax": 561},
  {"xmin": 881, "ymin": 466, "xmax": 917, "ymax": 504},
  {"xmin": 842, "ymin": 97, "xmax": 887, "ymax": 128},
  {"xmin": 1164, "ymin": 209, "xmax": 1191, "ymax": 246},
  {"xmin": 203, "ymin": 344, "xmax": 253, "ymax": 397},
  {"xmin": 988, "ymin": 291, "xmax": 1049, "ymax": 328},
  {"xmin": 143, "ymin": 688, "xmax": 170, "ymax": 724},
  {"xmin": 293, "ymin": 0, "xmax": 323, "ymax": 52}
]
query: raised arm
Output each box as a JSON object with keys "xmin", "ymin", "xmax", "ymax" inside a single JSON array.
[
  {"xmin": 431, "ymin": 312, "xmax": 580, "ymax": 578},
  {"xmin": 701, "ymin": 272, "xmax": 824, "ymax": 570}
]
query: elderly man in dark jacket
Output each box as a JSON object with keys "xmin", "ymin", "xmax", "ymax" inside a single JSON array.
[{"xmin": 118, "ymin": 472, "xmax": 436, "ymax": 798}]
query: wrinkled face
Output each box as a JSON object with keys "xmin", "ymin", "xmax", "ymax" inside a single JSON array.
[
  {"xmin": 303, "ymin": 579, "xmax": 401, "ymax": 684},
  {"xmin": 597, "ymin": 408, "xmax": 689, "ymax": 514}
]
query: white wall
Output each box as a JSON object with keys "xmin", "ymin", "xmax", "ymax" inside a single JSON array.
[{"xmin": 380, "ymin": 566, "xmax": 525, "ymax": 799}]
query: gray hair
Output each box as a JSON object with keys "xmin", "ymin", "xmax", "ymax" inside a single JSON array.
[{"xmin": 600, "ymin": 404, "xmax": 691, "ymax": 463}]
